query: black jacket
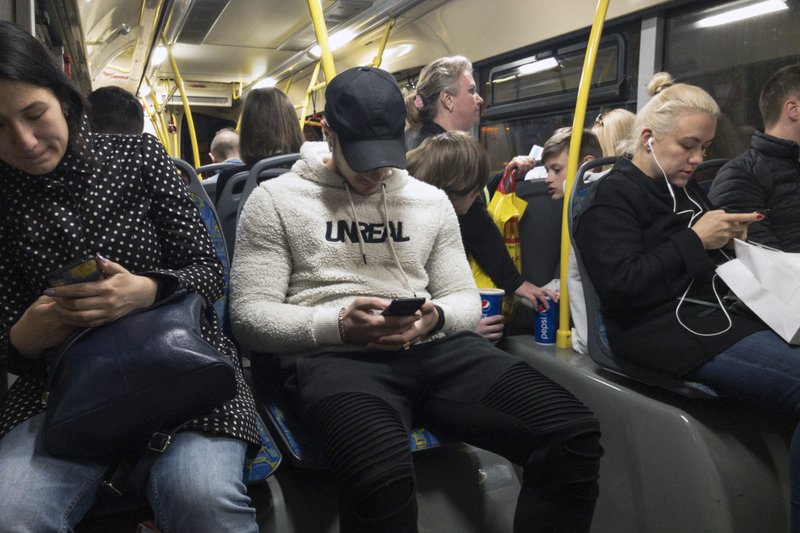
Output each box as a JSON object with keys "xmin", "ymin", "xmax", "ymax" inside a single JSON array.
[
  {"xmin": 709, "ymin": 131, "xmax": 800, "ymax": 252},
  {"xmin": 408, "ymin": 122, "xmax": 525, "ymax": 293},
  {"xmin": 575, "ymin": 159, "xmax": 765, "ymax": 377}
]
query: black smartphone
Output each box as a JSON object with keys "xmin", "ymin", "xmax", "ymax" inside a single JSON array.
[
  {"xmin": 720, "ymin": 205, "xmax": 770, "ymax": 215},
  {"xmin": 381, "ymin": 297, "xmax": 425, "ymax": 316},
  {"xmin": 46, "ymin": 255, "xmax": 104, "ymax": 287}
]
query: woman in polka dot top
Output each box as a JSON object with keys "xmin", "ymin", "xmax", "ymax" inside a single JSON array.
[{"xmin": 0, "ymin": 21, "xmax": 260, "ymax": 531}]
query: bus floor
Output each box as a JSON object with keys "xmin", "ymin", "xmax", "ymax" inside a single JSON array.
[{"xmin": 77, "ymin": 443, "xmax": 521, "ymax": 532}]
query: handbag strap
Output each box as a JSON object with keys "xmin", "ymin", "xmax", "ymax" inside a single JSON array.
[{"xmin": 101, "ymin": 421, "xmax": 191, "ymax": 497}]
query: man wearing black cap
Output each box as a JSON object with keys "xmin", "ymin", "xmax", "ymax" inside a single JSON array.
[{"xmin": 231, "ymin": 66, "xmax": 601, "ymax": 533}]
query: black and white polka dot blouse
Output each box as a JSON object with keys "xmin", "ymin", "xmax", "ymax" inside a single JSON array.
[{"xmin": 0, "ymin": 128, "xmax": 259, "ymax": 446}]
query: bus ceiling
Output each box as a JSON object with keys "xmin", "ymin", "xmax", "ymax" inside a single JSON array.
[{"xmin": 57, "ymin": 0, "xmax": 433, "ymax": 99}]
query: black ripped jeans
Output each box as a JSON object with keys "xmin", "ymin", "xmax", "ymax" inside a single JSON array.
[{"xmin": 283, "ymin": 332, "xmax": 602, "ymax": 533}]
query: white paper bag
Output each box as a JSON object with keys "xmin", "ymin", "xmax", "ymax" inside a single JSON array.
[{"xmin": 716, "ymin": 239, "xmax": 800, "ymax": 344}]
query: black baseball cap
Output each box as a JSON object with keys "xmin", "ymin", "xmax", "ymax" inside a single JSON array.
[{"xmin": 324, "ymin": 66, "xmax": 407, "ymax": 172}]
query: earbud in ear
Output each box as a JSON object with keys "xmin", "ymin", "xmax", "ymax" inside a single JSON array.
[{"xmin": 647, "ymin": 138, "xmax": 654, "ymax": 150}]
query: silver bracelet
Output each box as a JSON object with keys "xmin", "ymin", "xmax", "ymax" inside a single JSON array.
[{"xmin": 337, "ymin": 307, "xmax": 348, "ymax": 344}]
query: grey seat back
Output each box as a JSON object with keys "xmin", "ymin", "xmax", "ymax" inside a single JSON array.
[
  {"xmin": 693, "ymin": 158, "xmax": 729, "ymax": 194},
  {"xmin": 195, "ymin": 162, "xmax": 241, "ymax": 200},
  {"xmin": 171, "ymin": 158, "xmax": 231, "ymax": 322},
  {"xmin": 215, "ymin": 171, "xmax": 249, "ymax": 258},
  {"xmin": 568, "ymin": 157, "xmax": 718, "ymax": 399}
]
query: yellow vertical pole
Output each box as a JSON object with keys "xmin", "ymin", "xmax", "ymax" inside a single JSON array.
[
  {"xmin": 299, "ymin": 61, "xmax": 322, "ymax": 130},
  {"xmin": 170, "ymin": 111, "xmax": 179, "ymax": 159},
  {"xmin": 371, "ymin": 17, "xmax": 396, "ymax": 68},
  {"xmin": 142, "ymin": 97, "xmax": 167, "ymax": 148},
  {"xmin": 145, "ymin": 77, "xmax": 171, "ymax": 154},
  {"xmin": 306, "ymin": 0, "xmax": 336, "ymax": 83},
  {"xmin": 283, "ymin": 74, "xmax": 294, "ymax": 95},
  {"xmin": 162, "ymin": 36, "xmax": 201, "ymax": 167},
  {"xmin": 557, "ymin": 0, "xmax": 610, "ymax": 349}
]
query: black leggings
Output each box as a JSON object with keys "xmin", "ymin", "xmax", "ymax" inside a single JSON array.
[{"xmin": 291, "ymin": 334, "xmax": 602, "ymax": 533}]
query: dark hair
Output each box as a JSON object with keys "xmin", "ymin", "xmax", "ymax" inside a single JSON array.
[
  {"xmin": 0, "ymin": 21, "xmax": 87, "ymax": 151},
  {"xmin": 759, "ymin": 64, "xmax": 800, "ymax": 129},
  {"xmin": 87, "ymin": 86, "xmax": 144, "ymax": 134},
  {"xmin": 239, "ymin": 88, "xmax": 303, "ymax": 166}
]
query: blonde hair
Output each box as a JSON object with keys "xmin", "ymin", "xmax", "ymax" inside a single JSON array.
[
  {"xmin": 592, "ymin": 108, "xmax": 635, "ymax": 157},
  {"xmin": 406, "ymin": 131, "xmax": 489, "ymax": 195},
  {"xmin": 406, "ymin": 56, "xmax": 473, "ymax": 129},
  {"xmin": 623, "ymin": 72, "xmax": 720, "ymax": 155}
]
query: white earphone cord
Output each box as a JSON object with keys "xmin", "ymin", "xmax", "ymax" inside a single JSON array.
[{"xmin": 650, "ymin": 139, "xmax": 732, "ymax": 337}]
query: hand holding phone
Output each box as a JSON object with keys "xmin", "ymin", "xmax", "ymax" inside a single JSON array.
[
  {"xmin": 46, "ymin": 255, "xmax": 104, "ymax": 287},
  {"xmin": 381, "ymin": 297, "xmax": 425, "ymax": 316}
]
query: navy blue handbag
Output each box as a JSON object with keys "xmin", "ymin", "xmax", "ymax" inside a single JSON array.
[{"xmin": 41, "ymin": 290, "xmax": 237, "ymax": 459}]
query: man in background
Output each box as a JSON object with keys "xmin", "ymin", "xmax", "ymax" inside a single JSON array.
[
  {"xmin": 204, "ymin": 128, "xmax": 243, "ymax": 186},
  {"xmin": 709, "ymin": 64, "xmax": 800, "ymax": 252},
  {"xmin": 87, "ymin": 86, "xmax": 144, "ymax": 135}
]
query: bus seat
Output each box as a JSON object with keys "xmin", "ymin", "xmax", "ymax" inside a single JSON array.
[
  {"xmin": 259, "ymin": 390, "xmax": 446, "ymax": 470},
  {"xmin": 195, "ymin": 162, "xmax": 240, "ymax": 178},
  {"xmin": 248, "ymin": 354, "xmax": 447, "ymax": 469},
  {"xmin": 215, "ymin": 170, "xmax": 249, "ymax": 258},
  {"xmin": 500, "ymin": 336, "xmax": 792, "ymax": 533},
  {"xmin": 514, "ymin": 177, "xmax": 563, "ymax": 287},
  {"xmin": 237, "ymin": 153, "xmax": 300, "ymax": 218},
  {"xmin": 693, "ymin": 158, "xmax": 729, "ymax": 194},
  {"xmin": 173, "ymin": 157, "xmax": 282, "ymax": 482},
  {"xmin": 195, "ymin": 162, "xmax": 241, "ymax": 201},
  {"xmin": 244, "ymin": 354, "xmax": 520, "ymax": 532},
  {"xmin": 172, "ymin": 158, "xmax": 231, "ymax": 323},
  {"xmin": 568, "ymin": 157, "xmax": 719, "ymax": 399}
]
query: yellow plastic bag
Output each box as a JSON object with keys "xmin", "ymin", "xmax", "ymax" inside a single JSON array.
[{"xmin": 468, "ymin": 169, "xmax": 528, "ymax": 315}]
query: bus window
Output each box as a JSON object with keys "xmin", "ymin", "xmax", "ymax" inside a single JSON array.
[
  {"xmin": 664, "ymin": 0, "xmax": 800, "ymax": 158},
  {"xmin": 477, "ymin": 24, "xmax": 639, "ymax": 172}
]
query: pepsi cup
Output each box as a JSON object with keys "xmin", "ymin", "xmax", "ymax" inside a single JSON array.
[
  {"xmin": 535, "ymin": 298, "xmax": 558, "ymax": 345},
  {"xmin": 478, "ymin": 288, "xmax": 505, "ymax": 318}
]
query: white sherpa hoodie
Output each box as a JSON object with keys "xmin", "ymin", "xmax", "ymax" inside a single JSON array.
[{"xmin": 230, "ymin": 142, "xmax": 481, "ymax": 357}]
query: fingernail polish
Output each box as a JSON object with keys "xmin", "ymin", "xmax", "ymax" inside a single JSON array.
[
  {"xmin": 96, "ymin": 253, "xmax": 108, "ymax": 263},
  {"xmin": 43, "ymin": 289, "xmax": 56, "ymax": 296},
  {"xmin": 756, "ymin": 214, "xmax": 765, "ymax": 220}
]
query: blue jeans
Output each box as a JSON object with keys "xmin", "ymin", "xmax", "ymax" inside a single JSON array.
[
  {"xmin": 0, "ymin": 413, "xmax": 258, "ymax": 533},
  {"xmin": 688, "ymin": 330, "xmax": 800, "ymax": 532}
]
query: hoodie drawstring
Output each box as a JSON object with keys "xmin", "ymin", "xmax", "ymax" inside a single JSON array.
[
  {"xmin": 343, "ymin": 181, "xmax": 416, "ymax": 297},
  {"xmin": 381, "ymin": 183, "xmax": 416, "ymax": 297},
  {"xmin": 344, "ymin": 182, "xmax": 368, "ymax": 265}
]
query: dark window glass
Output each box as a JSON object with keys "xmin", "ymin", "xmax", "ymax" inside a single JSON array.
[
  {"xmin": 664, "ymin": 0, "xmax": 800, "ymax": 159},
  {"xmin": 489, "ymin": 44, "xmax": 620, "ymax": 107},
  {"xmin": 478, "ymin": 24, "xmax": 638, "ymax": 173}
]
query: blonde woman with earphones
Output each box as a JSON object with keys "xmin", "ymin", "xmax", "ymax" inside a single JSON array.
[{"xmin": 575, "ymin": 72, "xmax": 800, "ymax": 532}]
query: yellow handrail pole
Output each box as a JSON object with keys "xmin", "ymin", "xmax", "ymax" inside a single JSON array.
[
  {"xmin": 142, "ymin": 97, "xmax": 168, "ymax": 148},
  {"xmin": 170, "ymin": 111, "xmax": 180, "ymax": 159},
  {"xmin": 557, "ymin": 0, "xmax": 610, "ymax": 349},
  {"xmin": 162, "ymin": 36, "xmax": 201, "ymax": 167},
  {"xmin": 145, "ymin": 77, "xmax": 171, "ymax": 154},
  {"xmin": 371, "ymin": 17, "xmax": 396, "ymax": 68},
  {"xmin": 283, "ymin": 73, "xmax": 294, "ymax": 95},
  {"xmin": 307, "ymin": 0, "xmax": 336, "ymax": 83},
  {"xmin": 299, "ymin": 61, "xmax": 322, "ymax": 130}
]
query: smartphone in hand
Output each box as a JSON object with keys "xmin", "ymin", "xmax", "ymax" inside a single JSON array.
[
  {"xmin": 381, "ymin": 297, "xmax": 425, "ymax": 316},
  {"xmin": 46, "ymin": 255, "xmax": 104, "ymax": 287}
]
